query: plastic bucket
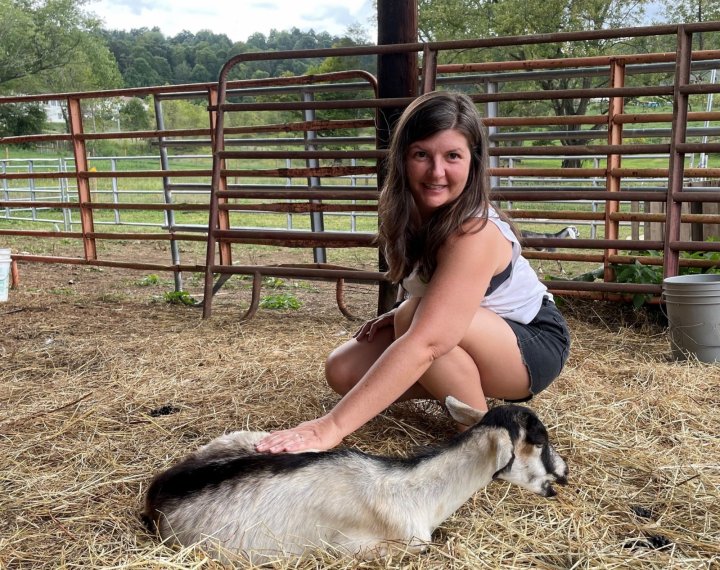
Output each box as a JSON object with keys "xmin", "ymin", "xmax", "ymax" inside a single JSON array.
[
  {"xmin": 663, "ymin": 274, "xmax": 720, "ymax": 292},
  {"xmin": 662, "ymin": 274, "xmax": 720, "ymax": 363},
  {"xmin": 0, "ymin": 248, "xmax": 11, "ymax": 303}
]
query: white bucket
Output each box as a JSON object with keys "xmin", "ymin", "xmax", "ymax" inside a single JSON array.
[
  {"xmin": 662, "ymin": 274, "xmax": 720, "ymax": 363},
  {"xmin": 0, "ymin": 248, "xmax": 11, "ymax": 303}
]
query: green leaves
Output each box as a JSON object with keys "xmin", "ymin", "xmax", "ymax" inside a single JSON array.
[
  {"xmin": 575, "ymin": 244, "xmax": 720, "ymax": 308},
  {"xmin": 613, "ymin": 259, "xmax": 663, "ymax": 308},
  {"xmin": 259, "ymin": 293, "xmax": 302, "ymax": 310},
  {"xmin": 163, "ymin": 290, "xmax": 197, "ymax": 306}
]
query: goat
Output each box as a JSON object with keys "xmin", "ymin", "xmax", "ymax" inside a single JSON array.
[
  {"xmin": 520, "ymin": 225, "xmax": 579, "ymax": 273},
  {"xmin": 142, "ymin": 398, "xmax": 568, "ymax": 563}
]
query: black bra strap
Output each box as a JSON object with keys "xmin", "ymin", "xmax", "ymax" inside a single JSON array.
[{"xmin": 485, "ymin": 261, "xmax": 512, "ymax": 296}]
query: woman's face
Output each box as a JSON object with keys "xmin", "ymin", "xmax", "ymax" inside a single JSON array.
[{"xmin": 405, "ymin": 128, "xmax": 472, "ymax": 220}]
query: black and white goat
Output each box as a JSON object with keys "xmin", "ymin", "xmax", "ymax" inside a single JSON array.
[
  {"xmin": 520, "ymin": 225, "xmax": 579, "ymax": 273},
  {"xmin": 142, "ymin": 398, "xmax": 568, "ymax": 563}
]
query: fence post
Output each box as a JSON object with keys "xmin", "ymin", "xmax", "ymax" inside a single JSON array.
[
  {"xmin": 604, "ymin": 60, "xmax": 625, "ymax": 284},
  {"xmin": 665, "ymin": 26, "xmax": 692, "ymax": 278},
  {"xmin": 302, "ymin": 89, "xmax": 327, "ymax": 263},
  {"xmin": 67, "ymin": 96, "xmax": 97, "ymax": 260},
  {"xmin": 377, "ymin": 0, "xmax": 418, "ymax": 314},
  {"xmin": 486, "ymin": 81, "xmax": 500, "ymax": 193},
  {"xmin": 153, "ymin": 93, "xmax": 183, "ymax": 292},
  {"xmin": 60, "ymin": 157, "xmax": 71, "ymax": 231}
]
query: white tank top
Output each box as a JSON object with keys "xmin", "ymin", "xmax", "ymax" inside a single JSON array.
[{"xmin": 401, "ymin": 208, "xmax": 549, "ymax": 324}]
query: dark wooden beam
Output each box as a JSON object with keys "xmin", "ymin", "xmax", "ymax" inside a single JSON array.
[{"xmin": 376, "ymin": 0, "xmax": 418, "ymax": 313}]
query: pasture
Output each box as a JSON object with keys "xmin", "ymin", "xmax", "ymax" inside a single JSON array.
[{"xmin": 1, "ymin": 254, "xmax": 719, "ymax": 569}]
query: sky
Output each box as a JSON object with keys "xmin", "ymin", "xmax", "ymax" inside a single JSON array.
[{"xmin": 90, "ymin": 0, "xmax": 377, "ymax": 42}]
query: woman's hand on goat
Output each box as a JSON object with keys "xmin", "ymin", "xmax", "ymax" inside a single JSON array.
[
  {"xmin": 255, "ymin": 415, "xmax": 344, "ymax": 454},
  {"xmin": 354, "ymin": 309, "xmax": 396, "ymax": 342}
]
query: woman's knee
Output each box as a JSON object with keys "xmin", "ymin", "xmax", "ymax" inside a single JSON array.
[
  {"xmin": 325, "ymin": 326, "xmax": 394, "ymax": 396},
  {"xmin": 324, "ymin": 347, "xmax": 357, "ymax": 395}
]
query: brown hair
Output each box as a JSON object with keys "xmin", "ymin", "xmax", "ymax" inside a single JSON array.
[{"xmin": 378, "ymin": 91, "xmax": 506, "ymax": 284}]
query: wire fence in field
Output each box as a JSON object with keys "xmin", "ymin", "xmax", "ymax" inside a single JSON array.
[
  {"xmin": 4, "ymin": 153, "xmax": 715, "ymax": 242},
  {"xmin": 1, "ymin": 154, "xmax": 377, "ymax": 233}
]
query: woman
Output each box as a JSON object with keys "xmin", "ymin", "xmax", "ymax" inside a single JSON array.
[{"xmin": 256, "ymin": 91, "xmax": 570, "ymax": 453}]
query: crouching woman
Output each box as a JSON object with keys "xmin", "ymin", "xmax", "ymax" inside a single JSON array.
[{"xmin": 257, "ymin": 91, "xmax": 571, "ymax": 453}]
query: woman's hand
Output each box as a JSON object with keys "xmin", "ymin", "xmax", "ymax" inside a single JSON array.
[
  {"xmin": 353, "ymin": 309, "xmax": 396, "ymax": 342},
  {"xmin": 255, "ymin": 415, "xmax": 344, "ymax": 454}
]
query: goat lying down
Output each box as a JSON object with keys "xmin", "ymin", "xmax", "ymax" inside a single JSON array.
[{"xmin": 142, "ymin": 398, "xmax": 568, "ymax": 562}]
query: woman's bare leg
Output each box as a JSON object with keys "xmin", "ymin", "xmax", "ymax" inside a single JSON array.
[
  {"xmin": 325, "ymin": 326, "xmax": 393, "ymax": 396},
  {"xmin": 394, "ymin": 299, "xmax": 531, "ymax": 409},
  {"xmin": 325, "ymin": 318, "xmax": 432, "ymax": 400},
  {"xmin": 326, "ymin": 299, "xmax": 530, "ymax": 411}
]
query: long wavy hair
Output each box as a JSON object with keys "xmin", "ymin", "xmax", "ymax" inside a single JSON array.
[{"xmin": 378, "ymin": 91, "xmax": 506, "ymax": 284}]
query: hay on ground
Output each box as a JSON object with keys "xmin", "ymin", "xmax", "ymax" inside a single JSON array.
[{"xmin": 1, "ymin": 263, "xmax": 718, "ymax": 569}]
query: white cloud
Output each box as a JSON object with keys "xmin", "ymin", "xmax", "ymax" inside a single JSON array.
[{"xmin": 90, "ymin": 0, "xmax": 376, "ymax": 42}]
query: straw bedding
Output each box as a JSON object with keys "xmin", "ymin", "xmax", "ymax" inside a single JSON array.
[{"xmin": 1, "ymin": 262, "xmax": 718, "ymax": 569}]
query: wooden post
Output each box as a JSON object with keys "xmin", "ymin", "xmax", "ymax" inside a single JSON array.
[{"xmin": 376, "ymin": 0, "xmax": 418, "ymax": 314}]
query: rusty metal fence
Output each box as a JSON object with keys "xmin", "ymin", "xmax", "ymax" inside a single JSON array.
[{"xmin": 1, "ymin": 22, "xmax": 719, "ymax": 318}]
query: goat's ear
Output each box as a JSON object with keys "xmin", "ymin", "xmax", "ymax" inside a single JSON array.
[
  {"xmin": 490, "ymin": 429, "xmax": 514, "ymax": 477},
  {"xmin": 445, "ymin": 396, "xmax": 486, "ymax": 426}
]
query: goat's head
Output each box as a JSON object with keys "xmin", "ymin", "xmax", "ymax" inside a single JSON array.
[
  {"xmin": 445, "ymin": 397, "xmax": 568, "ymax": 497},
  {"xmin": 564, "ymin": 226, "xmax": 580, "ymax": 239}
]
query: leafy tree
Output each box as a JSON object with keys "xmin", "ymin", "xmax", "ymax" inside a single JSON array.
[
  {"xmin": 0, "ymin": 103, "xmax": 46, "ymax": 144},
  {"xmin": 190, "ymin": 63, "xmax": 211, "ymax": 83},
  {"xmin": 119, "ymin": 98, "xmax": 152, "ymax": 131},
  {"xmin": 0, "ymin": 0, "xmax": 117, "ymax": 91},
  {"xmin": 124, "ymin": 56, "xmax": 163, "ymax": 87},
  {"xmin": 100, "ymin": 26, "xmax": 366, "ymax": 88},
  {"xmin": 173, "ymin": 61, "xmax": 194, "ymax": 84},
  {"xmin": 659, "ymin": 0, "xmax": 720, "ymax": 24},
  {"xmin": 158, "ymin": 99, "xmax": 209, "ymax": 130},
  {"xmin": 656, "ymin": 0, "xmax": 720, "ymax": 50},
  {"xmin": 418, "ymin": 0, "xmax": 652, "ymax": 166},
  {"xmin": 21, "ymin": 31, "xmax": 123, "ymax": 97},
  {"xmin": 309, "ymin": 26, "xmax": 376, "ymax": 75}
]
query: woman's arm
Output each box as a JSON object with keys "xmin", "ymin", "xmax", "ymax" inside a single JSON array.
[{"xmin": 256, "ymin": 222, "xmax": 512, "ymax": 453}]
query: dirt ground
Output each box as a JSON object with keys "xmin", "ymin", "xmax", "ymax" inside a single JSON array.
[{"xmin": 1, "ymin": 257, "xmax": 719, "ymax": 569}]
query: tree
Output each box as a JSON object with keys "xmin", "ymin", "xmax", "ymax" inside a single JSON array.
[
  {"xmin": 659, "ymin": 0, "xmax": 720, "ymax": 23},
  {"xmin": 418, "ymin": 0, "xmax": 653, "ymax": 166},
  {"xmin": 419, "ymin": 0, "xmax": 649, "ymax": 43},
  {"xmin": 0, "ymin": 103, "xmax": 46, "ymax": 144},
  {"xmin": 119, "ymin": 98, "xmax": 151, "ymax": 132},
  {"xmin": 21, "ymin": 31, "xmax": 123, "ymax": 96},
  {"xmin": 124, "ymin": 57, "xmax": 163, "ymax": 88},
  {"xmin": 657, "ymin": 0, "xmax": 720, "ymax": 50},
  {"xmin": 0, "ymin": 0, "xmax": 112, "ymax": 90}
]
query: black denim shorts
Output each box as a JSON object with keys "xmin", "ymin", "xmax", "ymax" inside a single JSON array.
[{"xmin": 503, "ymin": 296, "xmax": 571, "ymax": 402}]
